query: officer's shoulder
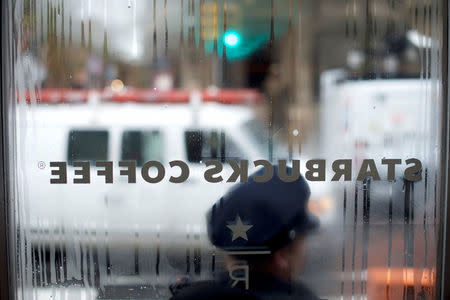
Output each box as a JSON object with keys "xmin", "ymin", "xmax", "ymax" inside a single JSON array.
[{"xmin": 169, "ymin": 280, "xmax": 261, "ymax": 300}]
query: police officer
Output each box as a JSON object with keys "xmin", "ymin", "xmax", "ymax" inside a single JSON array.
[{"xmin": 170, "ymin": 165, "xmax": 320, "ymax": 300}]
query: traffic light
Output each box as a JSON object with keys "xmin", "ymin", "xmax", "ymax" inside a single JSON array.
[
  {"xmin": 223, "ymin": 30, "xmax": 241, "ymax": 47},
  {"xmin": 201, "ymin": 0, "xmax": 293, "ymax": 60}
]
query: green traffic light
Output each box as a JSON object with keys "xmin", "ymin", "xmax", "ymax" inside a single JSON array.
[{"xmin": 224, "ymin": 31, "xmax": 240, "ymax": 47}]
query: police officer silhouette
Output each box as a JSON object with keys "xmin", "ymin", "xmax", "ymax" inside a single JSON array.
[{"xmin": 170, "ymin": 166, "xmax": 320, "ymax": 300}]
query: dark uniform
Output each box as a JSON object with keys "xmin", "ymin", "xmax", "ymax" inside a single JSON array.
[{"xmin": 170, "ymin": 166, "xmax": 320, "ymax": 300}]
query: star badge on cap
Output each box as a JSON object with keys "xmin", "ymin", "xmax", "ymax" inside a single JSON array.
[{"xmin": 226, "ymin": 216, "xmax": 253, "ymax": 241}]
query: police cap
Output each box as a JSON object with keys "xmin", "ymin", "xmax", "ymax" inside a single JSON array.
[{"xmin": 206, "ymin": 165, "xmax": 319, "ymax": 252}]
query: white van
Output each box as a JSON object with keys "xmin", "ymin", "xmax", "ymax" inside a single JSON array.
[
  {"xmin": 23, "ymin": 88, "xmax": 335, "ymax": 256},
  {"xmin": 320, "ymin": 70, "xmax": 429, "ymax": 162},
  {"xmin": 319, "ymin": 70, "xmax": 436, "ymax": 221}
]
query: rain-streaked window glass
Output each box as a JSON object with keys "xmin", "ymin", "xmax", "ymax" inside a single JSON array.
[
  {"xmin": 2, "ymin": 0, "xmax": 447, "ymax": 299},
  {"xmin": 121, "ymin": 130, "xmax": 164, "ymax": 165}
]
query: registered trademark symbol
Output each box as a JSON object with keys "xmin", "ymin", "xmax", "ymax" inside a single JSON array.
[{"xmin": 38, "ymin": 161, "xmax": 46, "ymax": 169}]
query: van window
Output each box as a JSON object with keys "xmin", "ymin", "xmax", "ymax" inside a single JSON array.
[
  {"xmin": 121, "ymin": 130, "xmax": 163, "ymax": 166},
  {"xmin": 185, "ymin": 130, "xmax": 244, "ymax": 163},
  {"xmin": 67, "ymin": 130, "xmax": 109, "ymax": 165}
]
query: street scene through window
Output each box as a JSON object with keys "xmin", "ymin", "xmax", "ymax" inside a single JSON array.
[{"xmin": 1, "ymin": 0, "xmax": 447, "ymax": 299}]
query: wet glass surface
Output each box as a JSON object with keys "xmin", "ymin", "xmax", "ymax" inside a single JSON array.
[{"xmin": 2, "ymin": 0, "xmax": 446, "ymax": 299}]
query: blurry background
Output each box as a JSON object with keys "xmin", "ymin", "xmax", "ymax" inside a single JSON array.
[
  {"xmin": 19, "ymin": 0, "xmax": 432, "ymax": 144},
  {"xmin": 6, "ymin": 0, "xmax": 445, "ymax": 299}
]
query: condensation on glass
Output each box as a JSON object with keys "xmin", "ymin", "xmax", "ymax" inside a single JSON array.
[{"xmin": 2, "ymin": 0, "xmax": 445, "ymax": 299}]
